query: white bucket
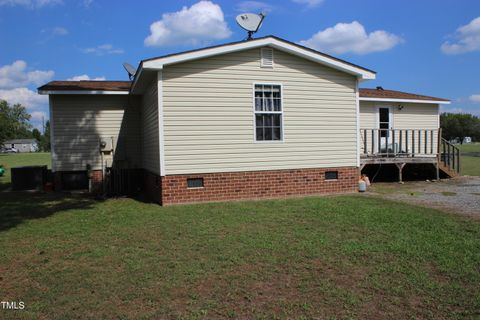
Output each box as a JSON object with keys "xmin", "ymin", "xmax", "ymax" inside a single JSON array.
[{"xmin": 358, "ymin": 180, "xmax": 367, "ymax": 192}]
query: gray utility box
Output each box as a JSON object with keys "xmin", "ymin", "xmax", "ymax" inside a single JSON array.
[{"xmin": 11, "ymin": 165, "xmax": 47, "ymax": 191}]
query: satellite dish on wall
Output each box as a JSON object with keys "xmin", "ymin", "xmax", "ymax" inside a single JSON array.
[
  {"xmin": 123, "ymin": 63, "xmax": 136, "ymax": 80},
  {"xmin": 236, "ymin": 12, "xmax": 266, "ymax": 40}
]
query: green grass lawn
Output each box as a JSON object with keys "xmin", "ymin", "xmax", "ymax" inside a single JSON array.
[
  {"xmin": 461, "ymin": 156, "xmax": 480, "ymax": 176},
  {"xmin": 0, "ymin": 152, "xmax": 51, "ymax": 190},
  {"xmin": 456, "ymin": 143, "xmax": 480, "ymax": 176},
  {"xmin": 457, "ymin": 142, "xmax": 480, "ymax": 154},
  {"xmin": 0, "ymin": 193, "xmax": 478, "ymax": 319}
]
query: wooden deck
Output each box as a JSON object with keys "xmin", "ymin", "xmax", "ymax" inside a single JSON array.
[{"xmin": 360, "ymin": 128, "xmax": 460, "ymax": 181}]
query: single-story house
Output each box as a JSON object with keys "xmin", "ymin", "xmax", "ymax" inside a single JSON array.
[
  {"xmin": 2, "ymin": 139, "xmax": 39, "ymax": 153},
  {"xmin": 38, "ymin": 35, "xmax": 456, "ymax": 205}
]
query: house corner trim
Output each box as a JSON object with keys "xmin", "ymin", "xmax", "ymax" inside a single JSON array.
[{"xmin": 157, "ymin": 71, "xmax": 166, "ymax": 176}]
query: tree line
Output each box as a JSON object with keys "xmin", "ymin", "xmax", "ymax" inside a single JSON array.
[
  {"xmin": 0, "ymin": 100, "xmax": 50, "ymax": 151},
  {"xmin": 440, "ymin": 112, "xmax": 480, "ymax": 144}
]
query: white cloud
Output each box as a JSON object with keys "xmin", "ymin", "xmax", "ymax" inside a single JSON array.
[
  {"xmin": 0, "ymin": 0, "xmax": 62, "ymax": 9},
  {"xmin": 299, "ymin": 21, "xmax": 403, "ymax": 55},
  {"xmin": 82, "ymin": 44, "xmax": 124, "ymax": 55},
  {"xmin": 30, "ymin": 110, "xmax": 47, "ymax": 121},
  {"xmin": 0, "ymin": 60, "xmax": 54, "ymax": 89},
  {"xmin": 442, "ymin": 17, "xmax": 480, "ymax": 54},
  {"xmin": 236, "ymin": 1, "xmax": 273, "ymax": 12},
  {"xmin": 292, "ymin": 0, "xmax": 324, "ymax": 8},
  {"xmin": 52, "ymin": 26, "xmax": 68, "ymax": 36},
  {"xmin": 81, "ymin": 0, "xmax": 92, "ymax": 8},
  {"xmin": 469, "ymin": 94, "xmax": 480, "ymax": 103},
  {"xmin": 0, "ymin": 87, "xmax": 48, "ymax": 109},
  {"xmin": 144, "ymin": 1, "xmax": 232, "ymax": 47},
  {"xmin": 67, "ymin": 74, "xmax": 106, "ymax": 81}
]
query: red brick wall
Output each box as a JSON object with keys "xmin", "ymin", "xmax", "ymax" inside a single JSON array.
[
  {"xmin": 161, "ymin": 167, "xmax": 358, "ymax": 205},
  {"xmin": 90, "ymin": 170, "xmax": 103, "ymax": 194}
]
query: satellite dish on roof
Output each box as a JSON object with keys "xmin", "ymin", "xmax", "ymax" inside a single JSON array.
[
  {"xmin": 123, "ymin": 63, "xmax": 136, "ymax": 80},
  {"xmin": 236, "ymin": 12, "xmax": 266, "ymax": 40}
]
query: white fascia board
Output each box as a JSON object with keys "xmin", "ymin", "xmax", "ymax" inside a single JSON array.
[
  {"xmin": 360, "ymin": 97, "xmax": 450, "ymax": 104},
  {"xmin": 142, "ymin": 37, "xmax": 376, "ymax": 80},
  {"xmin": 38, "ymin": 90, "xmax": 129, "ymax": 95}
]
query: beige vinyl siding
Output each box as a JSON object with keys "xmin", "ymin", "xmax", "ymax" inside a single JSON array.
[
  {"xmin": 360, "ymin": 101, "xmax": 439, "ymax": 129},
  {"xmin": 162, "ymin": 47, "xmax": 357, "ymax": 175},
  {"xmin": 359, "ymin": 101, "xmax": 440, "ymax": 155},
  {"xmin": 141, "ymin": 81, "xmax": 160, "ymax": 174},
  {"xmin": 359, "ymin": 101, "xmax": 376, "ymax": 129},
  {"xmin": 51, "ymin": 95, "xmax": 141, "ymax": 172}
]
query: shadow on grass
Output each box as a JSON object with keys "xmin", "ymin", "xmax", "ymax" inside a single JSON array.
[
  {"xmin": 0, "ymin": 191, "xmax": 98, "ymax": 232},
  {"xmin": 0, "ymin": 181, "xmax": 11, "ymax": 192}
]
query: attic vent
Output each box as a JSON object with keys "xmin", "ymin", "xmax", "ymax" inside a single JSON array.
[{"xmin": 261, "ymin": 48, "xmax": 274, "ymax": 68}]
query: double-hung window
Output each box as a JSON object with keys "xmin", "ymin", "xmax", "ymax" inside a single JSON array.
[{"xmin": 254, "ymin": 84, "xmax": 283, "ymax": 141}]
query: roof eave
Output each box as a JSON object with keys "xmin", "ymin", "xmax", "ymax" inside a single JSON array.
[
  {"xmin": 38, "ymin": 90, "xmax": 130, "ymax": 95},
  {"xmin": 359, "ymin": 97, "xmax": 451, "ymax": 104}
]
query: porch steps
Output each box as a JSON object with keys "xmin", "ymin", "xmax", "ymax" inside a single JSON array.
[{"xmin": 438, "ymin": 162, "xmax": 458, "ymax": 178}]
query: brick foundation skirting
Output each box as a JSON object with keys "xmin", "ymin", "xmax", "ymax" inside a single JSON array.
[{"xmin": 161, "ymin": 167, "xmax": 358, "ymax": 205}]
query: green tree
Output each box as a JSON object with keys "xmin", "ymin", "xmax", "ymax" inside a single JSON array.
[
  {"xmin": 32, "ymin": 128, "xmax": 42, "ymax": 141},
  {"xmin": 0, "ymin": 100, "xmax": 32, "ymax": 145},
  {"xmin": 440, "ymin": 112, "xmax": 480, "ymax": 143},
  {"xmin": 39, "ymin": 120, "xmax": 51, "ymax": 152}
]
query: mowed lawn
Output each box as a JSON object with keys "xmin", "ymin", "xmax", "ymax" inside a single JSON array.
[
  {"xmin": 0, "ymin": 193, "xmax": 479, "ymax": 319},
  {"xmin": 0, "ymin": 152, "xmax": 51, "ymax": 190},
  {"xmin": 457, "ymin": 143, "xmax": 480, "ymax": 176}
]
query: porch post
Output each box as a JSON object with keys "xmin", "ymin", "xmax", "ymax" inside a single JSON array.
[{"xmin": 395, "ymin": 163, "xmax": 406, "ymax": 183}]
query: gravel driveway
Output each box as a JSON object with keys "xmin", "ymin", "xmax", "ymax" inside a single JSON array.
[{"xmin": 368, "ymin": 176, "xmax": 480, "ymax": 219}]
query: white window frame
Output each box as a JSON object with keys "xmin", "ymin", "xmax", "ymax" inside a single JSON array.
[{"xmin": 252, "ymin": 82, "xmax": 284, "ymax": 143}]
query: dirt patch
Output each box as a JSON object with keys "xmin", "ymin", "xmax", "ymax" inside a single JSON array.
[{"xmin": 368, "ymin": 176, "xmax": 480, "ymax": 219}]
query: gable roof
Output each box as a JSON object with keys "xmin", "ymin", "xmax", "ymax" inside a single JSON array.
[
  {"xmin": 133, "ymin": 35, "xmax": 376, "ymax": 91},
  {"xmin": 143, "ymin": 35, "xmax": 375, "ymax": 73},
  {"xmin": 360, "ymin": 88, "xmax": 450, "ymax": 104},
  {"xmin": 38, "ymin": 81, "xmax": 130, "ymax": 94}
]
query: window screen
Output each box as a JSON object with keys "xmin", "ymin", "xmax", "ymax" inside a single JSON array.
[{"xmin": 254, "ymin": 84, "xmax": 282, "ymax": 141}]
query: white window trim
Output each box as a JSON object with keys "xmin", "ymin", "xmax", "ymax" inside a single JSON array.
[
  {"xmin": 374, "ymin": 105, "xmax": 394, "ymax": 150},
  {"xmin": 252, "ymin": 82, "xmax": 285, "ymax": 143},
  {"xmin": 375, "ymin": 105, "xmax": 394, "ymax": 130}
]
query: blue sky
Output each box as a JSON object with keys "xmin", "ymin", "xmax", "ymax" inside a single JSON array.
[{"xmin": 0, "ymin": 0, "xmax": 479, "ymax": 130}]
